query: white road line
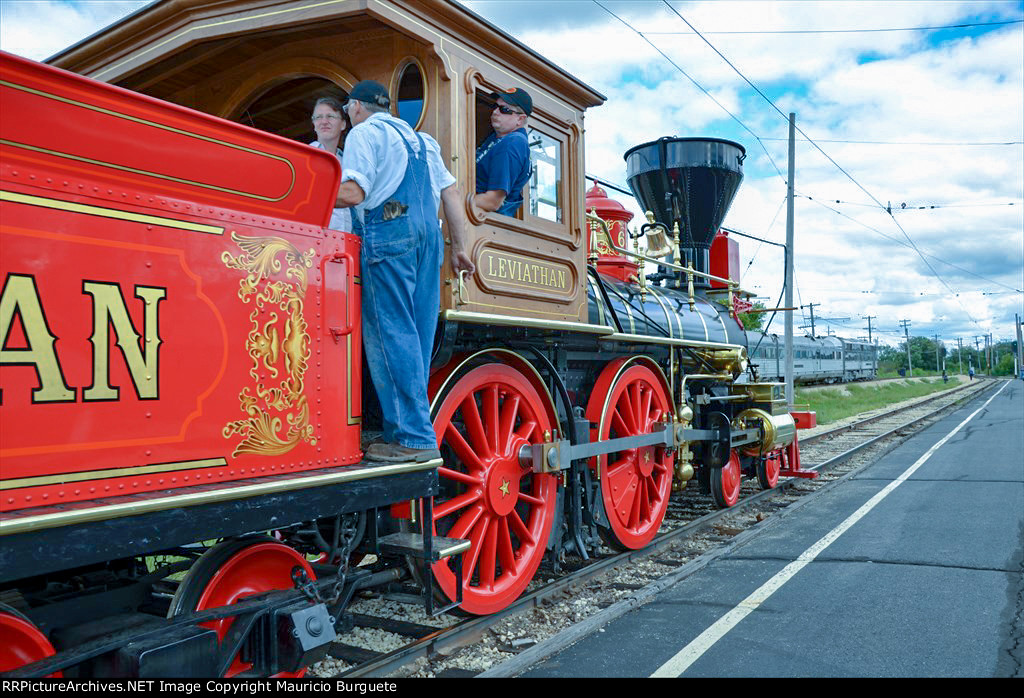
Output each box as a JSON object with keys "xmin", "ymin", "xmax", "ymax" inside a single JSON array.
[{"xmin": 650, "ymin": 381, "xmax": 1010, "ymax": 678}]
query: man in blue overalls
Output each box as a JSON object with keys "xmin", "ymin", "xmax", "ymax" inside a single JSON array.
[{"xmin": 337, "ymin": 81, "xmax": 474, "ymax": 463}]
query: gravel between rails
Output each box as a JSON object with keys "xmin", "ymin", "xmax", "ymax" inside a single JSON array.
[{"xmin": 311, "ymin": 378, "xmax": 999, "ymax": 679}]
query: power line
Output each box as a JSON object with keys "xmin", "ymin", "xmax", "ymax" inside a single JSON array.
[
  {"xmin": 759, "ymin": 138, "xmax": 1024, "ymax": 146},
  {"xmin": 641, "ymin": 18, "xmax": 1024, "ymax": 35},
  {"xmin": 799, "ymin": 194, "xmax": 1022, "ymax": 211},
  {"xmin": 799, "ymin": 195, "xmax": 1023, "ymax": 294},
  {"xmin": 592, "ymin": 0, "xmax": 787, "ymax": 182},
  {"xmin": 660, "ymin": 1, "xmax": 988, "ymax": 329}
]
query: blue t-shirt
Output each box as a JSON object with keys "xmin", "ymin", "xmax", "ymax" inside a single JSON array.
[{"xmin": 476, "ymin": 128, "xmax": 531, "ymax": 216}]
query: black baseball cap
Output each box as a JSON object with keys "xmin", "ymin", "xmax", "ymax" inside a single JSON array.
[
  {"xmin": 348, "ymin": 80, "xmax": 391, "ymax": 108},
  {"xmin": 491, "ymin": 87, "xmax": 532, "ymax": 115}
]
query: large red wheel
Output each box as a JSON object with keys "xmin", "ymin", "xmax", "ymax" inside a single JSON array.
[
  {"xmin": 430, "ymin": 363, "xmax": 558, "ymax": 615},
  {"xmin": 710, "ymin": 450, "xmax": 742, "ymax": 508},
  {"xmin": 586, "ymin": 362, "xmax": 674, "ymax": 549},
  {"xmin": 168, "ymin": 538, "xmax": 315, "ymax": 677},
  {"xmin": 757, "ymin": 452, "xmax": 781, "ymax": 490},
  {"xmin": 0, "ymin": 606, "xmax": 60, "ymax": 676}
]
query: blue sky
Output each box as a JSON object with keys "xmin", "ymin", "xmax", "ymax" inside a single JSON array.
[{"xmin": 2, "ymin": 0, "xmax": 1022, "ymax": 348}]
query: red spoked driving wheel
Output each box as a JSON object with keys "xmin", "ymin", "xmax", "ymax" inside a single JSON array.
[
  {"xmin": 167, "ymin": 538, "xmax": 315, "ymax": 677},
  {"xmin": 0, "ymin": 606, "xmax": 60, "ymax": 676},
  {"xmin": 586, "ymin": 362, "xmax": 674, "ymax": 549},
  {"xmin": 757, "ymin": 452, "xmax": 781, "ymax": 490},
  {"xmin": 431, "ymin": 363, "xmax": 558, "ymax": 615},
  {"xmin": 711, "ymin": 450, "xmax": 742, "ymax": 508}
]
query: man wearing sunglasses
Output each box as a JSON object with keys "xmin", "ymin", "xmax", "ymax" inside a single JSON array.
[{"xmin": 474, "ymin": 88, "xmax": 533, "ymax": 217}]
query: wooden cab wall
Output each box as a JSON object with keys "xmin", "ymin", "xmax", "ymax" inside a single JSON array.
[{"xmin": 51, "ymin": 0, "xmax": 606, "ymax": 324}]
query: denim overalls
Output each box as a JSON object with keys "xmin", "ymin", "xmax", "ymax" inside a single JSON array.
[{"xmin": 355, "ymin": 120, "xmax": 442, "ymax": 450}]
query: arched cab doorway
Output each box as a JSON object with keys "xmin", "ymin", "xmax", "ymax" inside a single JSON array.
[{"xmin": 230, "ymin": 75, "xmax": 349, "ymax": 144}]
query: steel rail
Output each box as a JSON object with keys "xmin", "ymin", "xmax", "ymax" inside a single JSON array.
[{"xmin": 337, "ymin": 378, "xmax": 998, "ymax": 678}]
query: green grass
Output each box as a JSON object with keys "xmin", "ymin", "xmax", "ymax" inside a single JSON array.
[{"xmin": 795, "ymin": 378, "xmax": 959, "ymax": 425}]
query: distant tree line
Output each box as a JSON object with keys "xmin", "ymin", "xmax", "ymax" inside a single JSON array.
[{"xmin": 878, "ymin": 337, "xmax": 1019, "ymax": 376}]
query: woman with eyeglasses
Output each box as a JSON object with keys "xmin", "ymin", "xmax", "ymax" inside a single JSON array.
[{"xmin": 310, "ymin": 96, "xmax": 353, "ymax": 232}]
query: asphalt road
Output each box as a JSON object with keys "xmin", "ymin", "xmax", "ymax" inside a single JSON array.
[{"xmin": 524, "ymin": 379, "xmax": 1023, "ymax": 678}]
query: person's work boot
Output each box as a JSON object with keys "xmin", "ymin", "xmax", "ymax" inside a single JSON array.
[{"xmin": 365, "ymin": 442, "xmax": 441, "ymax": 464}]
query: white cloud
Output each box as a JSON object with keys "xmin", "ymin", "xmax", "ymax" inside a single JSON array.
[{"xmin": 1, "ymin": 0, "xmax": 1020, "ymax": 343}]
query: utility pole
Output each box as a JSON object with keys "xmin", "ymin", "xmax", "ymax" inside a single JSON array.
[
  {"xmin": 802, "ymin": 302, "xmax": 819, "ymax": 336},
  {"xmin": 862, "ymin": 315, "xmax": 876, "ymax": 343},
  {"xmin": 784, "ymin": 112, "xmax": 796, "ymax": 406},
  {"xmin": 900, "ymin": 319, "xmax": 913, "ymax": 375},
  {"xmin": 1016, "ymin": 313, "xmax": 1023, "ymax": 379},
  {"xmin": 933, "ymin": 334, "xmax": 941, "ymax": 373},
  {"xmin": 957, "ymin": 337, "xmax": 963, "ymax": 375},
  {"xmin": 863, "ymin": 315, "xmax": 878, "ymax": 376},
  {"xmin": 974, "ymin": 336, "xmax": 983, "ymax": 372}
]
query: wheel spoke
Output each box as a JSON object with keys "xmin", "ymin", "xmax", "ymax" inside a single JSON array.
[
  {"xmin": 507, "ymin": 509, "xmax": 535, "ymax": 546},
  {"xmin": 482, "ymin": 384, "xmax": 500, "ymax": 454},
  {"xmin": 517, "ymin": 490, "xmax": 544, "ymax": 507},
  {"xmin": 461, "ymin": 393, "xmax": 491, "ymax": 456},
  {"xmin": 464, "ymin": 513, "xmax": 492, "ymax": 583},
  {"xmin": 479, "ymin": 517, "xmax": 498, "ymax": 590},
  {"xmin": 438, "ymin": 466, "xmax": 482, "ymax": 487},
  {"xmin": 445, "ymin": 423, "xmax": 486, "ymax": 472},
  {"xmin": 448, "ymin": 504, "xmax": 485, "ymax": 540},
  {"xmin": 616, "ymin": 391, "xmax": 638, "ymax": 433},
  {"xmin": 514, "ymin": 414, "xmax": 539, "ymax": 442},
  {"xmin": 498, "ymin": 393, "xmax": 521, "ymax": 455},
  {"xmin": 497, "ymin": 516, "xmax": 518, "ymax": 577},
  {"xmin": 433, "ymin": 489, "xmax": 482, "ymax": 521},
  {"xmin": 641, "ymin": 385, "xmax": 653, "ymax": 427},
  {"xmin": 639, "ymin": 476, "xmax": 652, "ymax": 523},
  {"xmin": 611, "ymin": 408, "xmax": 630, "ymax": 438}
]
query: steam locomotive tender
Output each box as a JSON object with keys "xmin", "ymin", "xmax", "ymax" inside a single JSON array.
[{"xmin": 0, "ymin": 0, "xmax": 815, "ymax": 678}]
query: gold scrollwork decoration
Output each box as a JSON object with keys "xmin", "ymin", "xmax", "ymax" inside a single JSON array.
[{"xmin": 221, "ymin": 233, "xmax": 317, "ymax": 457}]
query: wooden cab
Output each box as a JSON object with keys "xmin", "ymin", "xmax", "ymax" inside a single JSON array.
[{"xmin": 52, "ymin": 0, "xmax": 606, "ymax": 324}]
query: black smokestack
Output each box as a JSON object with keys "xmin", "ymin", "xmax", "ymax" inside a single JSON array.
[{"xmin": 624, "ymin": 137, "xmax": 745, "ymax": 283}]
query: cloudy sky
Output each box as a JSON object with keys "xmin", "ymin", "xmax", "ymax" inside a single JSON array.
[{"xmin": 2, "ymin": 0, "xmax": 1022, "ymax": 349}]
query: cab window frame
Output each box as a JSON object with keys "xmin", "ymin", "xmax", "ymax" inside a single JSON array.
[{"xmin": 471, "ymin": 85, "xmax": 569, "ymax": 237}]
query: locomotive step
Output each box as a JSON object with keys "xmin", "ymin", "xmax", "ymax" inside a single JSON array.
[{"xmin": 377, "ymin": 532, "xmax": 471, "ymax": 562}]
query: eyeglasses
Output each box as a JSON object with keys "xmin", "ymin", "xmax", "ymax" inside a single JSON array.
[
  {"xmin": 494, "ymin": 104, "xmax": 523, "ymax": 116},
  {"xmin": 312, "ymin": 114, "xmax": 341, "ymax": 122}
]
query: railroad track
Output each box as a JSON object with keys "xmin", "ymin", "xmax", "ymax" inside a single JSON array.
[{"xmin": 315, "ymin": 377, "xmax": 1000, "ymax": 678}]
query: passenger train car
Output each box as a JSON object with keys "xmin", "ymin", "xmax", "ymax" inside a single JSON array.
[
  {"xmin": 749, "ymin": 334, "xmax": 877, "ymax": 384},
  {"xmin": 0, "ymin": 0, "xmax": 816, "ymax": 677}
]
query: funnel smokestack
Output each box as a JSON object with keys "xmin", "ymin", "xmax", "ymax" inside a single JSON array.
[{"xmin": 624, "ymin": 137, "xmax": 745, "ymax": 282}]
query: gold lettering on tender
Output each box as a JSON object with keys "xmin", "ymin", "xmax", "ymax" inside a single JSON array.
[
  {"xmin": 83, "ymin": 282, "xmax": 165, "ymax": 401},
  {"xmin": 522, "ymin": 263, "xmax": 533, "ymax": 284},
  {"xmin": 0, "ymin": 275, "xmax": 75, "ymax": 402},
  {"xmin": 557, "ymin": 269, "xmax": 567, "ymax": 288},
  {"xmin": 487, "ymin": 253, "xmax": 495, "ymax": 277}
]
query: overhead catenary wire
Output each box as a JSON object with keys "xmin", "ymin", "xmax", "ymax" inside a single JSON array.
[
  {"xmin": 659, "ymin": 1, "xmax": 991, "ymax": 330},
  {"xmin": 641, "ymin": 18, "xmax": 1024, "ymax": 35},
  {"xmin": 592, "ymin": 0, "xmax": 787, "ymax": 183}
]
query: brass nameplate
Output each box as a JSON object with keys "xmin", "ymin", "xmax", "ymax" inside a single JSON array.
[{"xmin": 480, "ymin": 249, "xmax": 572, "ymax": 294}]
